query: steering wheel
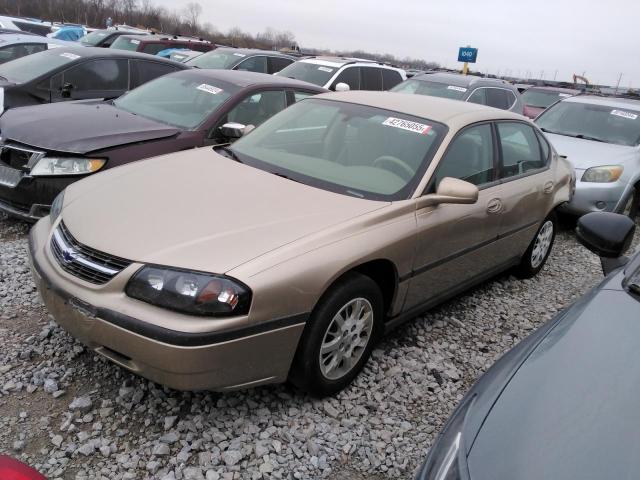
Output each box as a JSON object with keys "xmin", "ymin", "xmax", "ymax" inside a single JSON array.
[{"xmin": 373, "ymin": 155, "xmax": 415, "ymax": 181}]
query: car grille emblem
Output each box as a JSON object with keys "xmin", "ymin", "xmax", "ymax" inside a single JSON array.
[{"xmin": 61, "ymin": 246, "xmax": 78, "ymax": 264}]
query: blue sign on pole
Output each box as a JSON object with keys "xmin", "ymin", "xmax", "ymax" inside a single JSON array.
[{"xmin": 458, "ymin": 47, "xmax": 478, "ymax": 63}]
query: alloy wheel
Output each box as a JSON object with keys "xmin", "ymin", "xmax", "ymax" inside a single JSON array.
[
  {"xmin": 531, "ymin": 220, "xmax": 554, "ymax": 269},
  {"xmin": 319, "ymin": 297, "xmax": 374, "ymax": 380}
]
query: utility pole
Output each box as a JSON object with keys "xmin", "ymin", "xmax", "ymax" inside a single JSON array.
[
  {"xmin": 554, "ymin": 70, "xmax": 558, "ymax": 81},
  {"xmin": 615, "ymin": 72, "xmax": 623, "ymax": 95}
]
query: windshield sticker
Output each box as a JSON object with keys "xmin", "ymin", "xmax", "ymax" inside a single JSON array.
[
  {"xmin": 447, "ymin": 85, "xmax": 467, "ymax": 92},
  {"xmin": 233, "ymin": 53, "xmax": 247, "ymax": 57},
  {"xmin": 131, "ymin": 39, "xmax": 140, "ymax": 45},
  {"xmin": 558, "ymin": 93, "xmax": 572, "ymax": 97},
  {"xmin": 318, "ymin": 66, "xmax": 334, "ymax": 73},
  {"xmin": 611, "ymin": 109, "xmax": 638, "ymax": 120},
  {"xmin": 196, "ymin": 83, "xmax": 223, "ymax": 95},
  {"xmin": 48, "ymin": 44, "xmax": 63, "ymax": 49},
  {"xmin": 60, "ymin": 52, "xmax": 81, "ymax": 60},
  {"xmin": 382, "ymin": 117, "xmax": 432, "ymax": 135}
]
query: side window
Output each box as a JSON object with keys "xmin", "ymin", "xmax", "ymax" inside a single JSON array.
[
  {"xmin": 331, "ymin": 67, "xmax": 360, "ymax": 90},
  {"xmin": 505, "ymin": 91, "xmax": 517, "ymax": 109},
  {"xmin": 63, "ymin": 59, "xmax": 128, "ymax": 92},
  {"xmin": 497, "ymin": 122, "xmax": 545, "ymax": 178},
  {"xmin": 141, "ymin": 43, "xmax": 167, "ymax": 55},
  {"xmin": 130, "ymin": 61, "xmax": 180, "ymax": 88},
  {"xmin": 486, "ymin": 88, "xmax": 511, "ymax": 110},
  {"xmin": 433, "ymin": 124, "xmax": 495, "ymax": 187},
  {"xmin": 214, "ymin": 90, "xmax": 286, "ymax": 139},
  {"xmin": 361, "ymin": 67, "xmax": 383, "ymax": 90},
  {"xmin": 536, "ymin": 130, "xmax": 551, "ymax": 163},
  {"xmin": 382, "ymin": 69, "xmax": 402, "ymax": 90},
  {"xmin": 268, "ymin": 56, "xmax": 293, "ymax": 74},
  {"xmin": 235, "ymin": 56, "xmax": 267, "ymax": 73},
  {"xmin": 0, "ymin": 43, "xmax": 46, "ymax": 64},
  {"xmin": 467, "ymin": 88, "xmax": 487, "ymax": 105},
  {"xmin": 293, "ymin": 91, "xmax": 314, "ymax": 103}
]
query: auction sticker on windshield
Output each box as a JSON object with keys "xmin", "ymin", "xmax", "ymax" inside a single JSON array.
[
  {"xmin": 318, "ymin": 67, "xmax": 334, "ymax": 73},
  {"xmin": 382, "ymin": 117, "xmax": 432, "ymax": 134},
  {"xmin": 611, "ymin": 109, "xmax": 638, "ymax": 120},
  {"xmin": 197, "ymin": 83, "xmax": 223, "ymax": 95},
  {"xmin": 447, "ymin": 85, "xmax": 467, "ymax": 92},
  {"xmin": 60, "ymin": 52, "xmax": 81, "ymax": 60},
  {"xmin": 233, "ymin": 53, "xmax": 247, "ymax": 57}
]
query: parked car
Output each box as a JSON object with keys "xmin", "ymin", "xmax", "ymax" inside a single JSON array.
[
  {"xmin": 521, "ymin": 85, "xmax": 580, "ymax": 119},
  {"xmin": 79, "ymin": 28, "xmax": 148, "ymax": 48},
  {"xmin": 276, "ymin": 56, "xmax": 406, "ymax": 91},
  {"xmin": 416, "ymin": 210, "xmax": 637, "ymax": 480},
  {"xmin": 110, "ymin": 33, "xmax": 213, "ymax": 55},
  {"xmin": 0, "ymin": 16, "xmax": 52, "ymax": 36},
  {"xmin": 391, "ymin": 72, "xmax": 524, "ymax": 114},
  {"xmin": 536, "ymin": 95, "xmax": 640, "ymax": 217},
  {"xmin": 0, "ymin": 33, "xmax": 79, "ymax": 64},
  {"xmin": 0, "ymin": 46, "xmax": 187, "ymax": 113},
  {"xmin": 187, "ymin": 47, "xmax": 296, "ymax": 74},
  {"xmin": 29, "ymin": 93, "xmax": 572, "ymax": 396},
  {"xmin": 0, "ymin": 69, "xmax": 325, "ymax": 221},
  {"xmin": 48, "ymin": 24, "xmax": 86, "ymax": 41}
]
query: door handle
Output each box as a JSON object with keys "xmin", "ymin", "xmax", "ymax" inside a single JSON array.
[
  {"xmin": 487, "ymin": 198, "xmax": 503, "ymax": 214},
  {"xmin": 543, "ymin": 181, "xmax": 554, "ymax": 194}
]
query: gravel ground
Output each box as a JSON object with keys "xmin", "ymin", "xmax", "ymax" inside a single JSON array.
[{"xmin": 0, "ymin": 211, "xmax": 608, "ymax": 479}]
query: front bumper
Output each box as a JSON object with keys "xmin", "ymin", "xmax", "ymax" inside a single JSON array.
[
  {"xmin": 558, "ymin": 171, "xmax": 630, "ymax": 216},
  {"xmin": 0, "ymin": 174, "xmax": 78, "ymax": 222},
  {"xmin": 28, "ymin": 219, "xmax": 307, "ymax": 391}
]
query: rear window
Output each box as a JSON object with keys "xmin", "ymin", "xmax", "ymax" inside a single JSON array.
[
  {"xmin": 522, "ymin": 89, "xmax": 574, "ymax": 108},
  {"xmin": 111, "ymin": 36, "xmax": 141, "ymax": 51},
  {"xmin": 0, "ymin": 49, "xmax": 79, "ymax": 83}
]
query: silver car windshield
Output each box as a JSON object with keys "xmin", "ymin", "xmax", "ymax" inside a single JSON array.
[
  {"xmin": 229, "ymin": 98, "xmax": 446, "ymax": 200},
  {"xmin": 276, "ymin": 62, "xmax": 336, "ymax": 87},
  {"xmin": 114, "ymin": 74, "xmax": 234, "ymax": 129},
  {"xmin": 187, "ymin": 49, "xmax": 244, "ymax": 69},
  {"xmin": 391, "ymin": 79, "xmax": 468, "ymax": 100},
  {"xmin": 537, "ymin": 101, "xmax": 640, "ymax": 146}
]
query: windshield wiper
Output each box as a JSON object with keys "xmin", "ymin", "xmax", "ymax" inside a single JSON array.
[
  {"xmin": 540, "ymin": 127, "xmax": 564, "ymax": 135},
  {"xmin": 573, "ymin": 134, "xmax": 606, "ymax": 143},
  {"xmin": 270, "ymin": 171, "xmax": 301, "ymax": 184},
  {"xmin": 215, "ymin": 146, "xmax": 242, "ymax": 163},
  {"xmin": 540, "ymin": 128, "xmax": 606, "ymax": 143}
]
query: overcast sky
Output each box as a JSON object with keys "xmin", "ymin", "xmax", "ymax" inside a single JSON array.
[{"xmin": 154, "ymin": 0, "xmax": 638, "ymax": 88}]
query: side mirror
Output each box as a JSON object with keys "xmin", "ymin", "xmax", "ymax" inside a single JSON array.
[
  {"xmin": 576, "ymin": 212, "xmax": 635, "ymax": 274},
  {"xmin": 417, "ymin": 177, "xmax": 479, "ymax": 208},
  {"xmin": 219, "ymin": 122, "xmax": 250, "ymax": 139},
  {"xmin": 60, "ymin": 82, "xmax": 74, "ymax": 98},
  {"xmin": 334, "ymin": 82, "xmax": 350, "ymax": 92}
]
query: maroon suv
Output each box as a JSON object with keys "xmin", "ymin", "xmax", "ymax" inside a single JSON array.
[
  {"xmin": 110, "ymin": 33, "xmax": 214, "ymax": 55},
  {"xmin": 521, "ymin": 86, "xmax": 580, "ymax": 119}
]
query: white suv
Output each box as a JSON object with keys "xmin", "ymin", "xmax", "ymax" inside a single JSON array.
[{"xmin": 276, "ymin": 56, "xmax": 406, "ymax": 91}]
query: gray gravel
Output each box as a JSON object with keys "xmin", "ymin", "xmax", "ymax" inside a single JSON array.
[{"xmin": 0, "ymin": 211, "xmax": 608, "ymax": 479}]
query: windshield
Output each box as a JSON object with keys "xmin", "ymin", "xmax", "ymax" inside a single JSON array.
[
  {"xmin": 0, "ymin": 49, "xmax": 79, "ymax": 83},
  {"xmin": 110, "ymin": 36, "xmax": 140, "ymax": 51},
  {"xmin": 114, "ymin": 74, "xmax": 234, "ymax": 129},
  {"xmin": 79, "ymin": 30, "xmax": 110, "ymax": 46},
  {"xmin": 187, "ymin": 49, "xmax": 245, "ymax": 69},
  {"xmin": 391, "ymin": 79, "xmax": 468, "ymax": 100},
  {"xmin": 536, "ymin": 101, "xmax": 640, "ymax": 146},
  {"xmin": 276, "ymin": 62, "xmax": 336, "ymax": 86},
  {"xmin": 229, "ymin": 99, "xmax": 446, "ymax": 200},
  {"xmin": 522, "ymin": 89, "xmax": 573, "ymax": 108}
]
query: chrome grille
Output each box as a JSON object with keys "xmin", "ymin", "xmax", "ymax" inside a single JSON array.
[
  {"xmin": 50, "ymin": 222, "xmax": 132, "ymax": 285},
  {"xmin": 0, "ymin": 144, "xmax": 45, "ymax": 170}
]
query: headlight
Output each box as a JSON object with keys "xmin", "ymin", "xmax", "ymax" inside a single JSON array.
[
  {"xmin": 416, "ymin": 394, "xmax": 474, "ymax": 480},
  {"xmin": 125, "ymin": 266, "xmax": 252, "ymax": 317},
  {"xmin": 30, "ymin": 157, "xmax": 106, "ymax": 176},
  {"xmin": 49, "ymin": 190, "xmax": 65, "ymax": 224},
  {"xmin": 581, "ymin": 165, "xmax": 623, "ymax": 183}
]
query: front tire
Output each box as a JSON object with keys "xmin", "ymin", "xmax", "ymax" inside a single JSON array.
[
  {"xmin": 289, "ymin": 272, "xmax": 383, "ymax": 397},
  {"xmin": 514, "ymin": 213, "xmax": 556, "ymax": 279},
  {"xmin": 618, "ymin": 185, "xmax": 639, "ymax": 220}
]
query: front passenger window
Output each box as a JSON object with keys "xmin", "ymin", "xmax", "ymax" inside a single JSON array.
[
  {"xmin": 497, "ymin": 122, "xmax": 545, "ymax": 178},
  {"xmin": 433, "ymin": 124, "xmax": 495, "ymax": 187},
  {"xmin": 331, "ymin": 67, "xmax": 360, "ymax": 90},
  {"xmin": 236, "ymin": 56, "xmax": 267, "ymax": 73},
  {"xmin": 467, "ymin": 88, "xmax": 486, "ymax": 105},
  {"xmin": 213, "ymin": 90, "xmax": 286, "ymax": 141}
]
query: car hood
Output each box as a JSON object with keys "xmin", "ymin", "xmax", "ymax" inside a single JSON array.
[
  {"xmin": 544, "ymin": 133, "xmax": 638, "ymax": 170},
  {"xmin": 0, "ymin": 101, "xmax": 180, "ymax": 154},
  {"xmin": 468, "ymin": 282, "xmax": 640, "ymax": 480},
  {"xmin": 62, "ymin": 148, "xmax": 387, "ymax": 274}
]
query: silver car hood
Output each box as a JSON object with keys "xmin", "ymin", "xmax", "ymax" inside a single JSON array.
[{"xmin": 545, "ymin": 133, "xmax": 639, "ymax": 170}]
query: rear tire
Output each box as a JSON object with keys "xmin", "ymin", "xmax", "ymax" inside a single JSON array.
[
  {"xmin": 514, "ymin": 213, "xmax": 556, "ymax": 279},
  {"xmin": 289, "ymin": 272, "xmax": 383, "ymax": 397}
]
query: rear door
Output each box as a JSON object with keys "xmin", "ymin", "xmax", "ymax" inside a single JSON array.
[
  {"xmin": 493, "ymin": 121, "xmax": 555, "ymax": 258},
  {"xmin": 53, "ymin": 58, "xmax": 129, "ymax": 101},
  {"xmin": 268, "ymin": 56, "xmax": 294, "ymax": 74},
  {"xmin": 404, "ymin": 122, "xmax": 507, "ymax": 308},
  {"xmin": 361, "ymin": 67, "xmax": 383, "ymax": 91}
]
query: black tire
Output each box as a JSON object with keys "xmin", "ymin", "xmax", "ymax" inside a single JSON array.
[
  {"xmin": 289, "ymin": 272, "xmax": 383, "ymax": 397},
  {"xmin": 514, "ymin": 213, "xmax": 557, "ymax": 279},
  {"xmin": 618, "ymin": 186, "xmax": 639, "ymax": 220}
]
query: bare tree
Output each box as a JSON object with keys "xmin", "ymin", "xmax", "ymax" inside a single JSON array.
[{"xmin": 182, "ymin": 1, "xmax": 202, "ymax": 34}]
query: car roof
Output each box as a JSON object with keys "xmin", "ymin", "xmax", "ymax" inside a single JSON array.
[
  {"xmin": 298, "ymin": 56, "xmax": 398, "ymax": 69},
  {"xmin": 117, "ymin": 33, "xmax": 211, "ymax": 44},
  {"xmin": 313, "ymin": 91, "xmax": 526, "ymax": 126},
  {"xmin": 0, "ymin": 33, "xmax": 71, "ymax": 45},
  {"xmin": 43, "ymin": 45, "xmax": 188, "ymax": 65},
  {"xmin": 412, "ymin": 72, "xmax": 516, "ymax": 89},
  {"xmin": 178, "ymin": 69, "xmax": 327, "ymax": 90},
  {"xmin": 213, "ymin": 47, "xmax": 295, "ymax": 58},
  {"xmin": 564, "ymin": 94, "xmax": 640, "ymax": 110}
]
